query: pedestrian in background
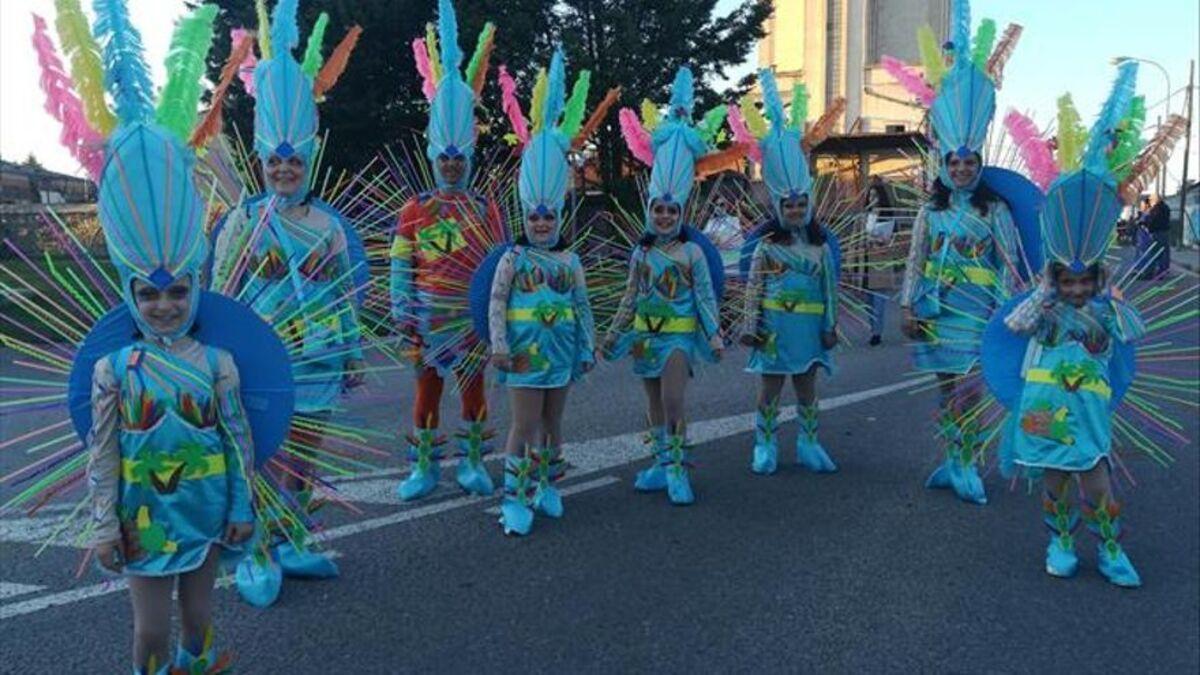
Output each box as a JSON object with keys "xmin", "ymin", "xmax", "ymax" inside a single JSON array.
[
  {"xmin": 1148, "ymin": 194, "xmax": 1172, "ymax": 275},
  {"xmin": 863, "ymin": 175, "xmax": 899, "ymax": 346}
]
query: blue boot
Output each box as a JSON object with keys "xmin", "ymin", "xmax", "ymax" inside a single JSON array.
[
  {"xmin": 397, "ymin": 428, "xmax": 444, "ymax": 501},
  {"xmin": 531, "ymin": 446, "xmax": 565, "ymax": 518},
  {"xmin": 1042, "ymin": 489, "xmax": 1079, "ymax": 578},
  {"xmin": 664, "ymin": 434, "xmax": 695, "ymax": 505},
  {"xmin": 235, "ymin": 550, "xmax": 282, "ymax": 608},
  {"xmin": 634, "ymin": 425, "xmax": 668, "ymax": 492},
  {"xmin": 925, "ymin": 412, "xmax": 958, "ymax": 489},
  {"xmin": 1084, "ymin": 497, "xmax": 1142, "ymax": 588},
  {"xmin": 948, "ymin": 420, "xmax": 987, "ymax": 505},
  {"xmin": 173, "ymin": 627, "xmax": 231, "ymax": 674},
  {"xmin": 132, "ymin": 656, "xmax": 169, "ymax": 675},
  {"xmin": 751, "ymin": 401, "xmax": 780, "ymax": 475},
  {"xmin": 795, "ymin": 404, "xmax": 837, "ymax": 473},
  {"xmin": 454, "ymin": 420, "xmax": 496, "ymax": 496},
  {"xmin": 499, "ymin": 455, "xmax": 535, "ymax": 536},
  {"xmin": 276, "ymin": 541, "xmax": 339, "ymax": 580}
]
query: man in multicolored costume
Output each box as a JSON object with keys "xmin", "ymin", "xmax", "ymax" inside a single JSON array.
[{"xmin": 391, "ymin": 0, "xmax": 504, "ymax": 501}]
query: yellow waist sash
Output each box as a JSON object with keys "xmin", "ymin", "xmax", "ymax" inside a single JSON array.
[
  {"xmin": 507, "ymin": 307, "xmax": 576, "ymax": 322},
  {"xmin": 122, "ymin": 454, "xmax": 227, "ymax": 484},
  {"xmin": 762, "ymin": 298, "xmax": 824, "ymax": 314},
  {"xmin": 634, "ymin": 314, "xmax": 697, "ymax": 333},
  {"xmin": 1025, "ymin": 368, "xmax": 1112, "ymax": 399},
  {"xmin": 924, "ymin": 261, "xmax": 997, "ymax": 286}
]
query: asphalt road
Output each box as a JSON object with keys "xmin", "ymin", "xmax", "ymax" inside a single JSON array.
[{"xmin": 1, "ymin": 287, "xmax": 1197, "ymax": 674}]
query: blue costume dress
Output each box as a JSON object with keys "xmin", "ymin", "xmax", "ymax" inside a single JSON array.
[
  {"xmin": 1003, "ymin": 293, "xmax": 1145, "ymax": 472},
  {"xmin": 489, "ymin": 246, "xmax": 595, "ymax": 388},
  {"xmin": 902, "ymin": 194, "xmax": 1020, "ymax": 375},
  {"xmin": 609, "ymin": 238, "xmax": 720, "ymax": 377},
  {"xmin": 89, "ymin": 340, "xmax": 254, "ymax": 576},
  {"xmin": 743, "ymin": 227, "xmax": 837, "ymax": 376}
]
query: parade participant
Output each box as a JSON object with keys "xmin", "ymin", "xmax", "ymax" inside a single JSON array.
[
  {"xmin": 606, "ymin": 67, "xmax": 726, "ymax": 506},
  {"xmin": 210, "ymin": 0, "xmax": 365, "ymax": 604},
  {"xmin": 22, "ymin": 2, "xmax": 291, "ymax": 669},
  {"xmin": 483, "ymin": 48, "xmax": 614, "ymax": 535},
  {"xmin": 986, "ymin": 62, "xmax": 1194, "ymax": 587},
  {"xmin": 391, "ymin": 0, "xmax": 504, "ymax": 502},
  {"xmin": 737, "ymin": 69, "xmax": 839, "ymax": 476},
  {"xmin": 893, "ymin": 0, "xmax": 1025, "ymax": 505}
]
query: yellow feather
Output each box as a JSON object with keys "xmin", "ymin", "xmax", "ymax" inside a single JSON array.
[
  {"xmin": 640, "ymin": 99, "xmax": 660, "ymax": 131},
  {"xmin": 530, "ymin": 67, "xmax": 548, "ymax": 133},
  {"xmin": 917, "ymin": 25, "xmax": 946, "ymax": 88},
  {"xmin": 255, "ymin": 0, "xmax": 272, "ymax": 59},
  {"xmin": 740, "ymin": 94, "xmax": 767, "ymax": 138},
  {"xmin": 425, "ymin": 23, "xmax": 442, "ymax": 86}
]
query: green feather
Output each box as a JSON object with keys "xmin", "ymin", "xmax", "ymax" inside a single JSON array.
[
  {"xmin": 301, "ymin": 12, "xmax": 330, "ymax": 78},
  {"xmin": 971, "ymin": 19, "xmax": 996, "ymax": 70},
  {"xmin": 790, "ymin": 83, "xmax": 809, "ymax": 130},
  {"xmin": 155, "ymin": 4, "xmax": 217, "ymax": 142},
  {"xmin": 464, "ymin": 23, "xmax": 495, "ymax": 89},
  {"xmin": 1055, "ymin": 94, "xmax": 1088, "ymax": 172},
  {"xmin": 697, "ymin": 105, "xmax": 727, "ymax": 146},
  {"xmin": 1108, "ymin": 95, "xmax": 1146, "ymax": 179},
  {"xmin": 560, "ymin": 70, "xmax": 591, "ymax": 138},
  {"xmin": 917, "ymin": 25, "xmax": 946, "ymax": 87}
]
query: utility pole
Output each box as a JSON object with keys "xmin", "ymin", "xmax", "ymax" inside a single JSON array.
[{"xmin": 1177, "ymin": 60, "xmax": 1194, "ymax": 239}]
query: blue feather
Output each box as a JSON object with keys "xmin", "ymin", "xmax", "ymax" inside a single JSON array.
[
  {"xmin": 949, "ymin": 0, "xmax": 971, "ymax": 61},
  {"xmin": 669, "ymin": 66, "xmax": 694, "ymax": 117},
  {"xmin": 758, "ymin": 68, "xmax": 785, "ymax": 130},
  {"xmin": 1083, "ymin": 61, "xmax": 1139, "ymax": 171},
  {"xmin": 544, "ymin": 48, "xmax": 566, "ymax": 131},
  {"xmin": 93, "ymin": 0, "xmax": 155, "ymax": 124},
  {"xmin": 270, "ymin": 0, "xmax": 300, "ymax": 54},
  {"xmin": 438, "ymin": 0, "xmax": 462, "ymax": 75}
]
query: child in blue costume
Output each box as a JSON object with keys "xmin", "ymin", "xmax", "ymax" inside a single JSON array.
[
  {"xmin": 604, "ymin": 68, "xmax": 725, "ymax": 506},
  {"xmin": 898, "ymin": 0, "xmax": 1023, "ymax": 505},
  {"xmin": 998, "ymin": 62, "xmax": 1148, "ymax": 587},
  {"xmin": 210, "ymin": 0, "xmax": 364, "ymax": 603},
  {"xmin": 737, "ymin": 69, "xmax": 839, "ymax": 475},
  {"xmin": 487, "ymin": 49, "xmax": 600, "ymax": 535},
  {"xmin": 70, "ymin": 4, "xmax": 257, "ymax": 671}
]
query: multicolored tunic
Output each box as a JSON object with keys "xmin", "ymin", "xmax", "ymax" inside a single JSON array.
[
  {"xmin": 390, "ymin": 190, "xmax": 506, "ymax": 375},
  {"xmin": 87, "ymin": 337, "xmax": 254, "ymax": 576},
  {"xmin": 488, "ymin": 246, "xmax": 596, "ymax": 388},
  {"xmin": 607, "ymin": 238, "xmax": 721, "ymax": 377},
  {"xmin": 1002, "ymin": 290, "xmax": 1145, "ymax": 472},
  {"xmin": 900, "ymin": 193, "xmax": 1020, "ymax": 374},
  {"xmin": 740, "ymin": 226, "xmax": 837, "ymax": 375},
  {"xmin": 211, "ymin": 196, "xmax": 363, "ymax": 414}
]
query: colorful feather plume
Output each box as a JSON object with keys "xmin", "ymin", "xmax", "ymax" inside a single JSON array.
[
  {"xmin": 790, "ymin": 82, "xmax": 809, "ymax": 130},
  {"xmin": 570, "ymin": 86, "xmax": 620, "ymax": 151},
  {"xmin": 270, "ymin": 0, "xmax": 299, "ymax": 54},
  {"xmin": 801, "ymin": 97, "xmax": 845, "ymax": 152},
  {"xmin": 619, "ymin": 108, "xmax": 654, "ymax": 166},
  {"xmin": 498, "ymin": 65, "xmax": 530, "ymax": 144},
  {"xmin": 232, "ymin": 28, "xmax": 258, "ymax": 97},
  {"xmin": 52, "ymin": 0, "xmax": 115, "ymax": 135},
  {"xmin": 970, "ymin": 18, "xmax": 996, "ymax": 70},
  {"xmin": 697, "ymin": 105, "xmax": 728, "ymax": 146},
  {"xmin": 985, "ymin": 23, "xmax": 1022, "ymax": 88},
  {"xmin": 93, "ymin": 0, "xmax": 156, "ymax": 124},
  {"xmin": 300, "ymin": 12, "xmax": 330, "ymax": 78},
  {"xmin": 1055, "ymin": 94, "xmax": 1087, "ymax": 172},
  {"xmin": 881, "ymin": 55, "xmax": 935, "ymax": 106},
  {"xmin": 726, "ymin": 104, "xmax": 762, "ymax": 162},
  {"xmin": 560, "ymin": 70, "xmax": 592, "ymax": 140},
  {"xmin": 1118, "ymin": 115, "xmax": 1188, "ymax": 203},
  {"xmin": 31, "ymin": 12, "xmax": 104, "ymax": 179},
  {"xmin": 191, "ymin": 32, "xmax": 254, "ymax": 149},
  {"xmin": 413, "ymin": 38, "xmax": 437, "ymax": 100},
  {"xmin": 465, "ymin": 22, "xmax": 495, "ymax": 97},
  {"xmin": 313, "ymin": 25, "xmax": 361, "ymax": 99},
  {"xmin": 1108, "ymin": 96, "xmax": 1146, "ymax": 180},
  {"xmin": 155, "ymin": 4, "xmax": 217, "ymax": 143},
  {"xmin": 917, "ymin": 25, "xmax": 946, "ymax": 88},
  {"xmin": 1003, "ymin": 109, "xmax": 1058, "ymax": 190}
]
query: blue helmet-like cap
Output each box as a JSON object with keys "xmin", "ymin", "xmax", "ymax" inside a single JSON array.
[{"xmin": 757, "ymin": 68, "xmax": 813, "ymax": 224}]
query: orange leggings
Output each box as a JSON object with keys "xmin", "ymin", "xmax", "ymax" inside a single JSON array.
[{"xmin": 413, "ymin": 367, "xmax": 487, "ymax": 429}]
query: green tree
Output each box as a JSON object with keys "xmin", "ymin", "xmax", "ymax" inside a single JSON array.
[
  {"xmin": 23, "ymin": 153, "xmax": 43, "ymax": 170},
  {"xmin": 558, "ymin": 0, "xmax": 771, "ymax": 197}
]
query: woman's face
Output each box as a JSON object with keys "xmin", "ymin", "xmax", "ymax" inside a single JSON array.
[
  {"xmin": 526, "ymin": 211, "xmax": 558, "ymax": 244},
  {"xmin": 946, "ymin": 153, "xmax": 981, "ymax": 188},
  {"xmin": 1054, "ymin": 268, "xmax": 1098, "ymax": 308},
  {"xmin": 780, "ymin": 194, "xmax": 810, "ymax": 227},
  {"xmin": 133, "ymin": 275, "xmax": 192, "ymax": 336},
  {"xmin": 650, "ymin": 199, "xmax": 681, "ymax": 235},
  {"xmin": 265, "ymin": 154, "xmax": 306, "ymax": 196},
  {"xmin": 437, "ymin": 154, "xmax": 466, "ymax": 186}
]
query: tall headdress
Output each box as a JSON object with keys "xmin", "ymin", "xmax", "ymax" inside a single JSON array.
[
  {"xmin": 413, "ymin": 0, "xmax": 495, "ymax": 188},
  {"xmin": 882, "ymin": 0, "xmax": 1022, "ymax": 187},
  {"xmin": 32, "ymin": 0, "xmax": 223, "ymax": 338},
  {"xmin": 498, "ymin": 47, "xmax": 620, "ymax": 247},
  {"xmin": 619, "ymin": 67, "xmax": 738, "ymax": 237},
  {"xmin": 249, "ymin": 0, "xmax": 362, "ymax": 201}
]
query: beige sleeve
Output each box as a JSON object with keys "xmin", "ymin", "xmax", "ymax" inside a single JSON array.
[{"xmin": 86, "ymin": 357, "xmax": 121, "ymax": 546}]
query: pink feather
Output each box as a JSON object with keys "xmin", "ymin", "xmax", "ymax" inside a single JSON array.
[
  {"xmin": 31, "ymin": 13, "xmax": 104, "ymax": 180},
  {"xmin": 232, "ymin": 29, "xmax": 258, "ymax": 98},
  {"xmin": 497, "ymin": 65, "xmax": 529, "ymax": 145},
  {"xmin": 881, "ymin": 56, "xmax": 935, "ymax": 107},
  {"xmin": 412, "ymin": 38, "xmax": 436, "ymax": 101},
  {"xmin": 618, "ymin": 108, "xmax": 653, "ymax": 166},
  {"xmin": 1003, "ymin": 109, "xmax": 1059, "ymax": 191},
  {"xmin": 726, "ymin": 106, "xmax": 762, "ymax": 163}
]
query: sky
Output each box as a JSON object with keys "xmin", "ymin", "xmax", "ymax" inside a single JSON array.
[{"xmin": 2, "ymin": 0, "xmax": 1198, "ymax": 194}]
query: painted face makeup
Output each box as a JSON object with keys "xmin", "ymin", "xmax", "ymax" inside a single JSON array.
[
  {"xmin": 133, "ymin": 276, "xmax": 193, "ymax": 336},
  {"xmin": 525, "ymin": 211, "xmax": 559, "ymax": 245},
  {"xmin": 437, "ymin": 154, "xmax": 467, "ymax": 186},
  {"xmin": 650, "ymin": 200, "xmax": 682, "ymax": 236}
]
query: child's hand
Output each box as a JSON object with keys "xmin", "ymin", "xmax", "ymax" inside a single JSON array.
[
  {"xmin": 821, "ymin": 330, "xmax": 838, "ymax": 350},
  {"xmin": 95, "ymin": 540, "xmax": 123, "ymax": 572},
  {"xmin": 224, "ymin": 521, "xmax": 254, "ymax": 545},
  {"xmin": 492, "ymin": 353, "xmax": 512, "ymax": 371}
]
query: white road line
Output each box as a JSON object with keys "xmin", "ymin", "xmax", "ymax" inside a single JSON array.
[
  {"xmin": 0, "ymin": 375, "xmax": 930, "ymax": 621},
  {"xmin": 0, "ymin": 550, "xmax": 343, "ymax": 621},
  {"xmin": 0, "ymin": 582, "xmax": 46, "ymax": 601},
  {"xmin": 482, "ymin": 476, "xmax": 623, "ymax": 515}
]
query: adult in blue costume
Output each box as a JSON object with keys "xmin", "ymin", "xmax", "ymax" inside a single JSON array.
[
  {"xmin": 486, "ymin": 49, "xmax": 600, "ymax": 536},
  {"xmin": 209, "ymin": 0, "xmax": 365, "ymax": 605},
  {"xmin": 897, "ymin": 0, "xmax": 1024, "ymax": 505},
  {"xmin": 604, "ymin": 67, "xmax": 726, "ymax": 506},
  {"xmin": 737, "ymin": 69, "xmax": 840, "ymax": 476},
  {"xmin": 33, "ymin": 3, "xmax": 288, "ymax": 670},
  {"xmin": 993, "ymin": 63, "xmax": 1150, "ymax": 587}
]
